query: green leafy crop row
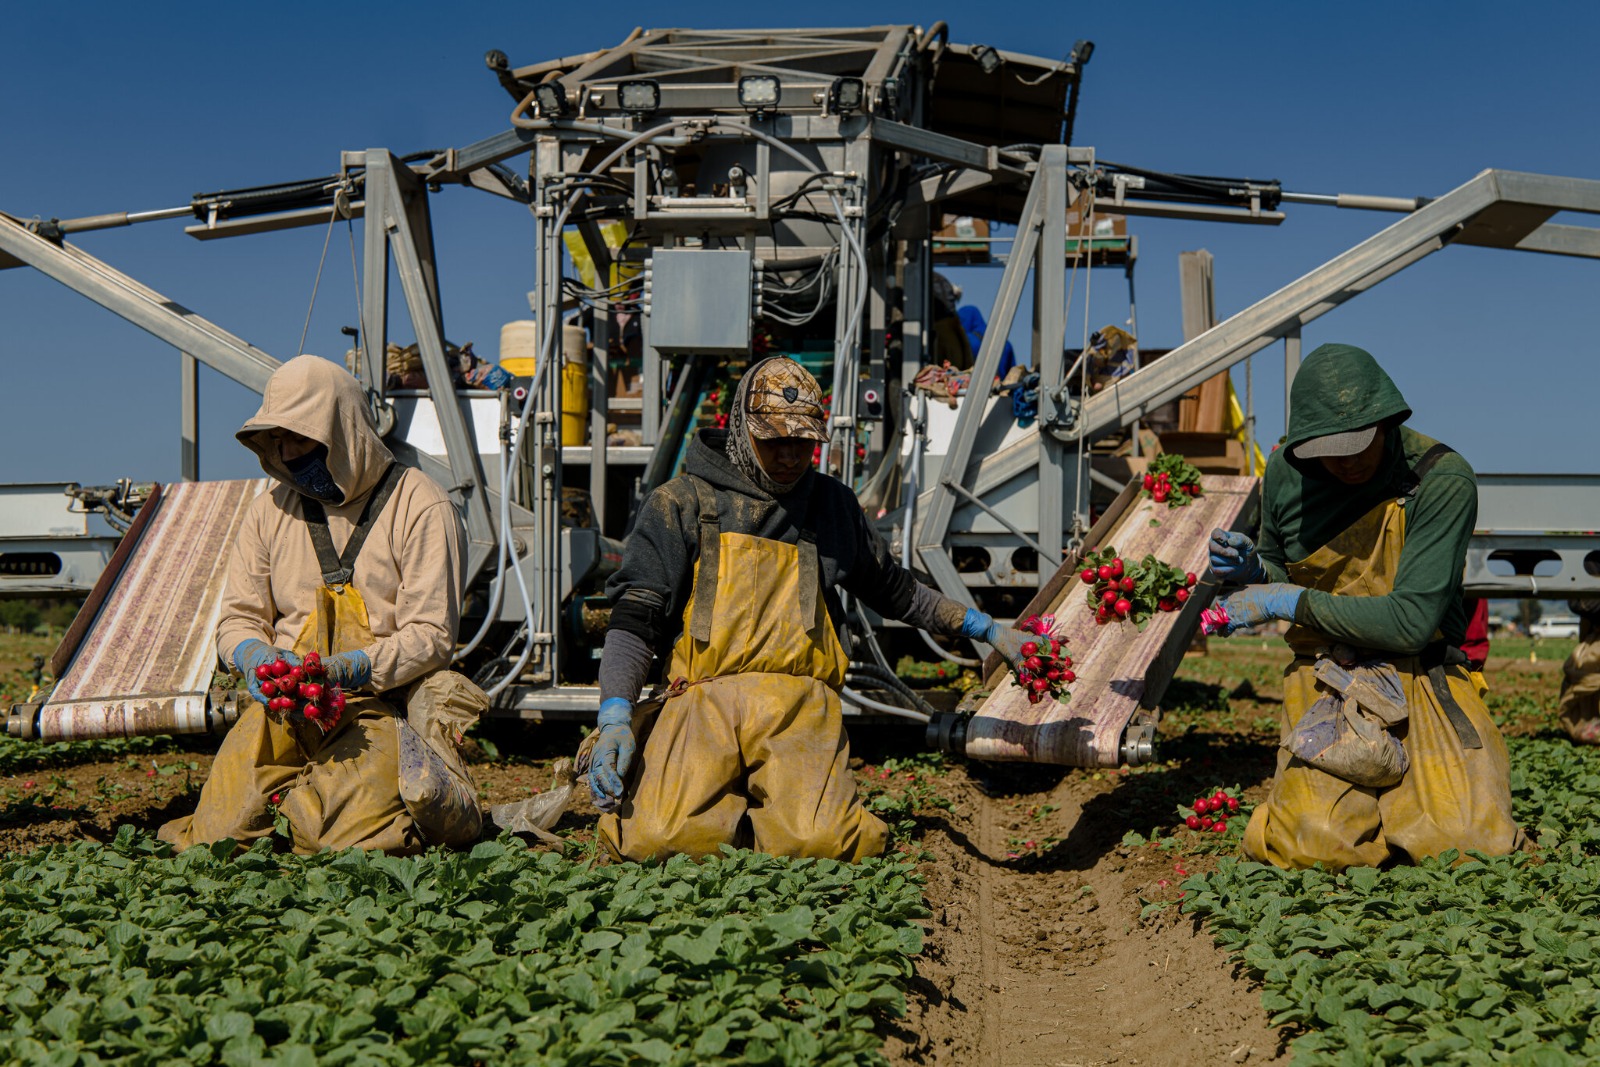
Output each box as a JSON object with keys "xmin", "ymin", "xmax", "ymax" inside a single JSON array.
[
  {"xmin": 0, "ymin": 733, "xmax": 179, "ymax": 777},
  {"xmin": 0, "ymin": 831, "xmax": 928, "ymax": 1066},
  {"xmin": 1184, "ymin": 736, "xmax": 1600, "ymax": 1064}
]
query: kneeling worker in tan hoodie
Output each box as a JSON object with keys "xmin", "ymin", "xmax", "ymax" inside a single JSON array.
[{"xmin": 160, "ymin": 355, "xmax": 482, "ymax": 855}]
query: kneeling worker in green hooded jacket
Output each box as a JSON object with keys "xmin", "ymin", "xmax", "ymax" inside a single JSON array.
[
  {"xmin": 1207, "ymin": 343, "xmax": 1524, "ymax": 870},
  {"xmin": 588, "ymin": 356, "xmax": 1032, "ymax": 862}
]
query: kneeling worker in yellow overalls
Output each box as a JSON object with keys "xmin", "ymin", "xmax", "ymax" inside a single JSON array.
[
  {"xmin": 1208, "ymin": 343, "xmax": 1523, "ymax": 870},
  {"xmin": 161, "ymin": 356, "xmax": 480, "ymax": 855},
  {"xmin": 589, "ymin": 356, "xmax": 1031, "ymax": 861}
]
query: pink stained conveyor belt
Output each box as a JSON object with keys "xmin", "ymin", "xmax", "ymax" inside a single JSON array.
[
  {"xmin": 962, "ymin": 475, "xmax": 1261, "ymax": 767},
  {"xmin": 10, "ymin": 479, "xmax": 268, "ymax": 741}
]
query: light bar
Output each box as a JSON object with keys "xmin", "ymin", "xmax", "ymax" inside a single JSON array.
[{"xmin": 970, "ymin": 44, "xmax": 1002, "ymax": 75}]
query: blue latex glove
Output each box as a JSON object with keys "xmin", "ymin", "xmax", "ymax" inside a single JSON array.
[
  {"xmin": 1216, "ymin": 584, "xmax": 1305, "ymax": 636},
  {"xmin": 1209, "ymin": 529, "xmax": 1266, "ymax": 585},
  {"xmin": 233, "ymin": 639, "xmax": 301, "ymax": 705},
  {"xmin": 960, "ymin": 608, "xmax": 1030, "ymax": 671},
  {"xmin": 588, "ymin": 698, "xmax": 636, "ymax": 813},
  {"xmin": 321, "ymin": 649, "xmax": 372, "ymax": 691}
]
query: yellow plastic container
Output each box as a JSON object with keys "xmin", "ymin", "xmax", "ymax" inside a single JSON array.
[
  {"xmin": 499, "ymin": 319, "xmax": 539, "ymax": 378},
  {"xmin": 561, "ymin": 323, "xmax": 591, "ymax": 445}
]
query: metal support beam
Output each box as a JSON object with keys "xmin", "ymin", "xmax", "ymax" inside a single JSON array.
[
  {"xmin": 180, "ymin": 352, "xmax": 199, "ymax": 481},
  {"xmin": 1063, "ymin": 169, "xmax": 1600, "ymax": 443},
  {"xmin": 1034, "ymin": 146, "xmax": 1070, "ymax": 567},
  {"xmin": 917, "ymin": 164, "xmax": 1048, "ymax": 604},
  {"xmin": 1284, "ymin": 328, "xmax": 1300, "ymax": 428},
  {"xmin": 363, "ymin": 151, "xmax": 496, "ymax": 584}
]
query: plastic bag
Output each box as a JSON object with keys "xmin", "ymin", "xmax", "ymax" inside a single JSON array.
[
  {"xmin": 485, "ymin": 759, "xmax": 576, "ymax": 844},
  {"xmin": 397, "ymin": 670, "xmax": 488, "ymax": 846}
]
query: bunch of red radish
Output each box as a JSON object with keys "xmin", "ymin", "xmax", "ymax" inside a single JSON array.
[
  {"xmin": 1141, "ymin": 470, "xmax": 1200, "ymax": 505},
  {"xmin": 1180, "ymin": 788, "xmax": 1241, "ymax": 834},
  {"xmin": 1079, "ymin": 547, "xmax": 1197, "ymax": 626},
  {"xmin": 254, "ymin": 651, "xmax": 346, "ymax": 733},
  {"xmin": 1140, "ymin": 453, "xmax": 1204, "ymax": 508},
  {"xmin": 1011, "ymin": 613, "xmax": 1075, "ymax": 705}
]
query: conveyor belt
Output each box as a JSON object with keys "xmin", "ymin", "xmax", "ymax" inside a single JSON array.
[
  {"xmin": 953, "ymin": 475, "xmax": 1260, "ymax": 767},
  {"xmin": 8, "ymin": 479, "xmax": 267, "ymax": 741}
]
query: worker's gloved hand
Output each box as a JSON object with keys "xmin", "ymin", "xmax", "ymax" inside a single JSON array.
[
  {"xmin": 1209, "ymin": 529, "xmax": 1266, "ymax": 585},
  {"xmin": 588, "ymin": 698, "xmax": 636, "ymax": 813},
  {"xmin": 233, "ymin": 639, "xmax": 301, "ymax": 706},
  {"xmin": 321, "ymin": 650, "xmax": 373, "ymax": 692},
  {"xmin": 1216, "ymin": 584, "xmax": 1305, "ymax": 636},
  {"xmin": 960, "ymin": 608, "xmax": 1030, "ymax": 671}
]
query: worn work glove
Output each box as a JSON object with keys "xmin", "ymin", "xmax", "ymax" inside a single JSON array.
[
  {"xmin": 588, "ymin": 698, "xmax": 637, "ymax": 813},
  {"xmin": 233, "ymin": 639, "xmax": 301, "ymax": 706},
  {"xmin": 1209, "ymin": 529, "xmax": 1266, "ymax": 585},
  {"xmin": 321, "ymin": 649, "xmax": 373, "ymax": 691},
  {"xmin": 1216, "ymin": 584, "xmax": 1305, "ymax": 636},
  {"xmin": 960, "ymin": 608, "xmax": 1030, "ymax": 672}
]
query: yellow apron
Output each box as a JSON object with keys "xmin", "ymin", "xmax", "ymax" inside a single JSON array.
[
  {"xmin": 598, "ymin": 479, "xmax": 888, "ymax": 862},
  {"xmin": 1559, "ymin": 619, "xmax": 1600, "ymax": 744},
  {"xmin": 160, "ymin": 467, "xmax": 423, "ymax": 855},
  {"xmin": 1242, "ymin": 495, "xmax": 1524, "ymax": 870}
]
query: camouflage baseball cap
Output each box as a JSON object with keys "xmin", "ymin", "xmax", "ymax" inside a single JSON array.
[{"xmin": 745, "ymin": 358, "xmax": 828, "ymax": 441}]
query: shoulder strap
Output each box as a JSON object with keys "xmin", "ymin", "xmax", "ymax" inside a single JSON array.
[
  {"xmin": 300, "ymin": 463, "xmax": 405, "ymax": 587},
  {"xmin": 1397, "ymin": 443, "xmax": 1455, "ymax": 502},
  {"xmin": 687, "ymin": 476, "xmax": 721, "ymax": 643}
]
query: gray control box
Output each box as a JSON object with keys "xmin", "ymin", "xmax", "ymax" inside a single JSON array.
[{"xmin": 645, "ymin": 249, "xmax": 753, "ymax": 353}]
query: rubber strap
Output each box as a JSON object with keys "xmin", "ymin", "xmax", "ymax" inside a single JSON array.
[
  {"xmin": 1428, "ymin": 663, "xmax": 1483, "ymax": 749},
  {"xmin": 301, "ymin": 463, "xmax": 404, "ymax": 588},
  {"xmin": 688, "ymin": 476, "xmax": 720, "ymax": 644}
]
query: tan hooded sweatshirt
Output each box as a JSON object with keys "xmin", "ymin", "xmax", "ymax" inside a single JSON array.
[{"xmin": 216, "ymin": 355, "xmax": 464, "ymax": 692}]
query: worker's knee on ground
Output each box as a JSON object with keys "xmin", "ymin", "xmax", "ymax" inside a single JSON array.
[{"xmin": 750, "ymin": 806, "xmax": 888, "ymax": 861}]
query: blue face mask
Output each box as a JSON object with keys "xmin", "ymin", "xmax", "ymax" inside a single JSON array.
[{"xmin": 284, "ymin": 445, "xmax": 343, "ymax": 503}]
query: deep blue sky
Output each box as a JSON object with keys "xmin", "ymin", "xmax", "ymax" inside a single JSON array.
[{"xmin": 3, "ymin": 1, "xmax": 1597, "ymax": 485}]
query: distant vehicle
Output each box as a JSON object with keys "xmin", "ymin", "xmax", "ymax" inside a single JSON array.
[{"xmin": 1530, "ymin": 615, "xmax": 1581, "ymax": 639}]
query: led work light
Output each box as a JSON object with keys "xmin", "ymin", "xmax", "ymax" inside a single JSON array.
[
  {"xmin": 738, "ymin": 75, "xmax": 781, "ymax": 113},
  {"xmin": 617, "ymin": 80, "xmax": 661, "ymax": 113},
  {"xmin": 828, "ymin": 77, "xmax": 865, "ymax": 114},
  {"xmin": 533, "ymin": 82, "xmax": 570, "ymax": 117}
]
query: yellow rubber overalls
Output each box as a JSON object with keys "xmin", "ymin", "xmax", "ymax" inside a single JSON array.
[
  {"xmin": 597, "ymin": 477, "xmax": 888, "ymax": 862},
  {"xmin": 160, "ymin": 466, "xmax": 423, "ymax": 855},
  {"xmin": 1243, "ymin": 460, "xmax": 1524, "ymax": 870},
  {"xmin": 1558, "ymin": 618, "xmax": 1600, "ymax": 744}
]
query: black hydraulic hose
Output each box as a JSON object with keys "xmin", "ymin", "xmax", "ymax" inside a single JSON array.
[{"xmin": 847, "ymin": 662, "xmax": 940, "ymax": 718}]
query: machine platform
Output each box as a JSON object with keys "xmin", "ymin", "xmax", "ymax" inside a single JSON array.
[
  {"xmin": 8, "ymin": 479, "xmax": 266, "ymax": 741},
  {"xmin": 949, "ymin": 475, "xmax": 1259, "ymax": 767}
]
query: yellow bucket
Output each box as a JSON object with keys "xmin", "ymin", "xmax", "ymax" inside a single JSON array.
[
  {"xmin": 561, "ymin": 324, "xmax": 590, "ymax": 446},
  {"xmin": 499, "ymin": 320, "xmax": 539, "ymax": 378}
]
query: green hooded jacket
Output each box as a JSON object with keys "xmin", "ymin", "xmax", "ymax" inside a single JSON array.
[{"xmin": 1257, "ymin": 343, "xmax": 1476, "ymax": 652}]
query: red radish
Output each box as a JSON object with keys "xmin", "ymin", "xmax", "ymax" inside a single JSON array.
[
  {"xmin": 1200, "ymin": 816, "xmax": 1215, "ymax": 830},
  {"xmin": 1114, "ymin": 598, "xmax": 1132, "ymax": 616},
  {"xmin": 1185, "ymin": 572, "xmax": 1197, "ymax": 587},
  {"xmin": 1119, "ymin": 576, "xmax": 1135, "ymax": 592},
  {"xmin": 1020, "ymin": 641, "xmax": 1039, "ymax": 656},
  {"xmin": 1046, "ymin": 668, "xmax": 1061, "ymax": 681},
  {"xmin": 1102, "ymin": 588, "xmax": 1119, "ymax": 605},
  {"xmin": 1061, "ymin": 656, "xmax": 1072, "ymax": 667},
  {"xmin": 1095, "ymin": 607, "xmax": 1111, "ymax": 624},
  {"xmin": 1111, "ymin": 558, "xmax": 1124, "ymax": 578},
  {"xmin": 1186, "ymin": 815, "xmax": 1201, "ymax": 830},
  {"xmin": 1080, "ymin": 568, "xmax": 1097, "ymax": 584},
  {"xmin": 1158, "ymin": 598, "xmax": 1175, "ymax": 612},
  {"xmin": 1212, "ymin": 821, "xmax": 1228, "ymax": 833},
  {"xmin": 270, "ymin": 659, "xmax": 291, "ymax": 678},
  {"xmin": 1142, "ymin": 474, "xmax": 1154, "ymax": 490},
  {"xmin": 1097, "ymin": 564, "xmax": 1113, "ymax": 580},
  {"xmin": 300, "ymin": 683, "xmax": 323, "ymax": 701},
  {"xmin": 255, "ymin": 664, "xmax": 274, "ymax": 682},
  {"xmin": 304, "ymin": 704, "xmax": 322, "ymax": 719},
  {"xmin": 1023, "ymin": 656, "xmax": 1044, "ymax": 671},
  {"xmin": 1227, "ymin": 798, "xmax": 1240, "ymax": 812},
  {"xmin": 1152, "ymin": 489, "xmax": 1168, "ymax": 503},
  {"xmin": 270, "ymin": 793, "xmax": 281, "ymax": 805},
  {"xmin": 260, "ymin": 681, "xmax": 278, "ymax": 698},
  {"xmin": 1194, "ymin": 798, "xmax": 1210, "ymax": 814},
  {"xmin": 1061, "ymin": 669, "xmax": 1075, "ymax": 683},
  {"xmin": 289, "ymin": 666, "xmax": 306, "ymax": 684},
  {"xmin": 331, "ymin": 689, "xmax": 346, "ymax": 712},
  {"xmin": 1030, "ymin": 678, "xmax": 1050, "ymax": 694},
  {"xmin": 1175, "ymin": 588, "xmax": 1190, "ymax": 603}
]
